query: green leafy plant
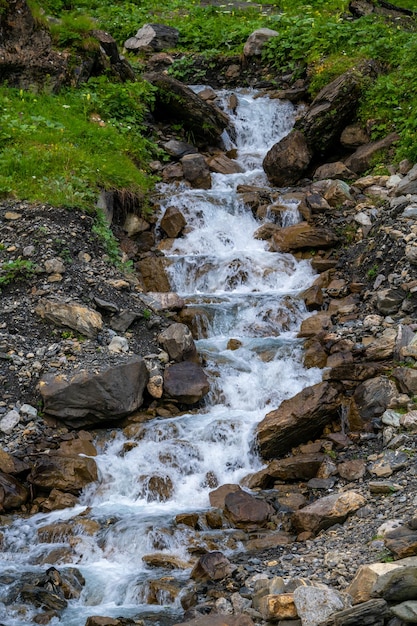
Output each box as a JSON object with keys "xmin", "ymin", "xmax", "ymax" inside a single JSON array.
[{"xmin": 0, "ymin": 259, "xmax": 36, "ymax": 288}]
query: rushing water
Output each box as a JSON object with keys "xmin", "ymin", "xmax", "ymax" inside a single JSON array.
[{"xmin": 0, "ymin": 90, "xmax": 322, "ymax": 625}]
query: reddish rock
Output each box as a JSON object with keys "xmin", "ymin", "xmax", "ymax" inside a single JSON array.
[
  {"xmin": 160, "ymin": 206, "xmax": 186, "ymax": 238},
  {"xmin": 190, "ymin": 551, "xmax": 235, "ymax": 581},
  {"xmin": 163, "ymin": 361, "xmax": 209, "ymax": 404},
  {"xmin": 257, "ymin": 382, "xmax": 341, "ymax": 460},
  {"xmin": 224, "ymin": 489, "xmax": 274, "ymax": 529},
  {"xmin": 272, "ymin": 222, "xmax": 338, "ymax": 253},
  {"xmin": 209, "ymin": 483, "xmax": 242, "ymax": 508},
  {"xmin": 28, "ymin": 455, "xmax": 98, "ymax": 495}
]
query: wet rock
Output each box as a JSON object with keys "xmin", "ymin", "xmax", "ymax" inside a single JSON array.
[
  {"xmin": 39, "ymin": 357, "xmax": 148, "ymax": 427},
  {"xmin": 247, "ymin": 453, "xmax": 326, "ymax": 489},
  {"xmin": 291, "ymin": 490, "xmax": 366, "ymax": 534},
  {"xmin": 181, "ymin": 154, "xmax": 212, "ymax": 189},
  {"xmin": 158, "ymin": 323, "xmax": 198, "ymax": 362},
  {"xmin": 163, "ymin": 361, "xmax": 209, "ymax": 404},
  {"xmin": 174, "ymin": 616, "xmax": 254, "ymax": 626},
  {"xmin": 35, "ymin": 299, "xmax": 103, "ymax": 338},
  {"xmin": 40, "ymin": 489, "xmax": 78, "ymax": 512},
  {"xmin": 207, "ymin": 154, "xmax": 243, "ymax": 175},
  {"xmin": 223, "ymin": 489, "xmax": 274, "ymax": 529},
  {"xmin": 160, "ymin": 206, "xmax": 187, "ymax": 238},
  {"xmin": 272, "ymin": 222, "xmax": 338, "ymax": 253},
  {"xmin": 124, "ymin": 23, "xmax": 179, "ymax": 52},
  {"xmin": 142, "ymin": 552, "xmax": 191, "ymax": 569},
  {"xmin": 146, "ymin": 72, "xmax": 228, "ymax": 146},
  {"xmin": 28, "ymin": 455, "xmax": 98, "ymax": 495},
  {"xmin": 263, "ymin": 130, "xmax": 312, "ymax": 186},
  {"xmin": 243, "ymin": 28, "xmax": 279, "ymax": 57},
  {"xmin": 137, "ymin": 256, "xmax": 172, "ymax": 292},
  {"xmin": 257, "ymin": 382, "xmax": 342, "ymax": 460},
  {"xmin": 0, "ymin": 471, "xmax": 29, "ymax": 510}
]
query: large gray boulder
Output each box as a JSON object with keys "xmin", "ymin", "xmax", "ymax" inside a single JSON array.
[{"xmin": 39, "ymin": 357, "xmax": 149, "ymax": 427}]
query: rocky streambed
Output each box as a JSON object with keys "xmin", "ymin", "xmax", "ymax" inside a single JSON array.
[{"xmin": 2, "ymin": 76, "xmax": 417, "ymax": 626}]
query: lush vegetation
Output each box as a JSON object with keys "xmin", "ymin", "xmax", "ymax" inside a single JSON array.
[{"xmin": 1, "ymin": 0, "xmax": 417, "ymax": 221}]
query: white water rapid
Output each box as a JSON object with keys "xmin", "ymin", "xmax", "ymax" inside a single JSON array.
[{"xmin": 0, "ymin": 90, "xmax": 322, "ymax": 625}]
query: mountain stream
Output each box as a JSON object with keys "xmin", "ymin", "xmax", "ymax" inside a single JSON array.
[{"xmin": 0, "ymin": 90, "xmax": 322, "ymax": 625}]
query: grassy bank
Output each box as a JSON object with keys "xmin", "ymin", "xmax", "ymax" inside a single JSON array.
[{"xmin": 1, "ymin": 0, "xmax": 417, "ymax": 218}]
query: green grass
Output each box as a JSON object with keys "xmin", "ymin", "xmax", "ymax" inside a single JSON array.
[{"xmin": 0, "ymin": 79, "xmax": 158, "ymax": 210}]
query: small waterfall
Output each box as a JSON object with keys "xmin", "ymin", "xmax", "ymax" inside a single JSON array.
[{"xmin": 0, "ymin": 89, "xmax": 322, "ymax": 625}]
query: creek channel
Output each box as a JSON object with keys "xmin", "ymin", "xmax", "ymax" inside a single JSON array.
[{"xmin": 0, "ymin": 89, "xmax": 322, "ymax": 625}]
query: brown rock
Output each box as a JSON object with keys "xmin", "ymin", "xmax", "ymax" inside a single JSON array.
[
  {"xmin": 174, "ymin": 616, "xmax": 254, "ymax": 626},
  {"xmin": 345, "ymin": 132, "xmax": 400, "ymax": 174},
  {"xmin": 209, "ymin": 484, "xmax": 242, "ymax": 508},
  {"xmin": 190, "ymin": 551, "xmax": 235, "ymax": 581},
  {"xmin": 347, "ymin": 559, "xmax": 417, "ymax": 604},
  {"xmin": 181, "ymin": 153, "xmax": 212, "ymax": 189},
  {"xmin": 245, "ymin": 531, "xmax": 294, "ymax": 551},
  {"xmin": 28, "ymin": 455, "xmax": 98, "ymax": 495},
  {"xmin": 224, "ymin": 489, "xmax": 274, "ymax": 529},
  {"xmin": 314, "ymin": 162, "xmax": 356, "ymax": 181},
  {"xmin": 247, "ymin": 453, "xmax": 326, "ymax": 489},
  {"xmin": 292, "ymin": 490, "xmax": 365, "ymax": 534},
  {"xmin": 39, "ymin": 357, "xmax": 149, "ymax": 427},
  {"xmin": 208, "ymin": 154, "xmax": 243, "ymax": 174},
  {"xmin": 35, "ymin": 299, "xmax": 103, "ymax": 338},
  {"xmin": 347, "ymin": 376, "xmax": 397, "ymax": 431},
  {"xmin": 263, "ymin": 130, "xmax": 312, "ymax": 186},
  {"xmin": 337, "ymin": 459, "xmax": 366, "ymax": 481},
  {"xmin": 85, "ymin": 618, "xmax": 120, "ymax": 626},
  {"xmin": 272, "ymin": 222, "xmax": 338, "ymax": 252},
  {"xmin": 161, "ymin": 206, "xmax": 186, "ymax": 238},
  {"xmin": 385, "ymin": 526, "xmax": 417, "ymax": 559},
  {"xmin": 300, "ymin": 285, "xmax": 324, "ymax": 311},
  {"xmin": 137, "ymin": 256, "xmax": 171, "ymax": 292},
  {"xmin": 0, "ymin": 471, "xmax": 29, "ymax": 510},
  {"xmin": 163, "ymin": 361, "xmax": 209, "ymax": 404},
  {"xmin": 259, "ymin": 593, "xmax": 297, "ymax": 621},
  {"xmin": 257, "ymin": 382, "xmax": 341, "ymax": 460},
  {"xmin": 142, "ymin": 553, "xmax": 191, "ymax": 569},
  {"xmin": 340, "ymin": 123, "xmax": 370, "ymax": 148},
  {"xmin": 158, "ymin": 323, "xmax": 198, "ymax": 362}
]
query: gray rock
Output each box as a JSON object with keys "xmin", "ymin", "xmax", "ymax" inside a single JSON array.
[
  {"xmin": 0, "ymin": 409, "xmax": 20, "ymax": 434},
  {"xmin": 293, "ymin": 585, "xmax": 345, "ymax": 626}
]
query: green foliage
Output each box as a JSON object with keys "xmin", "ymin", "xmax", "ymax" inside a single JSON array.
[
  {"xmin": 92, "ymin": 209, "xmax": 132, "ymax": 270},
  {"xmin": 0, "ymin": 81, "xmax": 158, "ymax": 210},
  {"xmin": 0, "ymin": 259, "xmax": 36, "ymax": 288}
]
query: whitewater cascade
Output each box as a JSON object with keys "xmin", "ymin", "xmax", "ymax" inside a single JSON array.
[{"xmin": 0, "ymin": 90, "xmax": 322, "ymax": 625}]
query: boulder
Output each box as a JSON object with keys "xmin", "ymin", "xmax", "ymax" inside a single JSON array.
[
  {"xmin": 137, "ymin": 256, "xmax": 172, "ymax": 292},
  {"xmin": 293, "ymin": 586, "xmax": 345, "ymax": 626},
  {"xmin": 209, "ymin": 483, "xmax": 242, "ymax": 508},
  {"xmin": 160, "ymin": 206, "xmax": 186, "ymax": 238},
  {"xmin": 347, "ymin": 558, "xmax": 417, "ymax": 604},
  {"xmin": 181, "ymin": 153, "xmax": 212, "ymax": 189},
  {"xmin": 319, "ymin": 598, "xmax": 388, "ymax": 626},
  {"xmin": 0, "ymin": 471, "xmax": 29, "ymax": 511},
  {"xmin": 163, "ymin": 361, "xmax": 209, "ymax": 404},
  {"xmin": 207, "ymin": 154, "xmax": 243, "ymax": 175},
  {"xmin": 259, "ymin": 594, "xmax": 298, "ymax": 621},
  {"xmin": 263, "ymin": 130, "xmax": 312, "ymax": 186},
  {"xmin": 158, "ymin": 323, "xmax": 198, "ymax": 362},
  {"xmin": 257, "ymin": 382, "xmax": 342, "ymax": 460},
  {"xmin": 340, "ymin": 123, "xmax": 370, "ymax": 148},
  {"xmin": 314, "ymin": 162, "xmax": 356, "ymax": 181},
  {"xmin": 39, "ymin": 357, "xmax": 149, "ymax": 427},
  {"xmin": 191, "ymin": 551, "xmax": 235, "ymax": 581},
  {"xmin": 243, "ymin": 28, "xmax": 279, "ymax": 56},
  {"xmin": 145, "ymin": 72, "xmax": 229, "ymax": 146},
  {"xmin": 247, "ymin": 453, "xmax": 326, "ymax": 489},
  {"xmin": 345, "ymin": 132, "xmax": 400, "ymax": 174},
  {"xmin": 28, "ymin": 455, "xmax": 98, "ymax": 495},
  {"xmin": 124, "ymin": 23, "xmax": 179, "ymax": 52},
  {"xmin": 385, "ymin": 526, "xmax": 417, "ymax": 559},
  {"xmin": 291, "ymin": 490, "xmax": 366, "ymax": 534},
  {"xmin": 347, "ymin": 376, "xmax": 397, "ymax": 431},
  {"xmin": 272, "ymin": 222, "xmax": 339, "ymax": 252},
  {"xmin": 35, "ymin": 299, "xmax": 103, "ymax": 338},
  {"xmin": 224, "ymin": 489, "xmax": 274, "ymax": 529},
  {"xmin": 295, "ymin": 62, "xmax": 377, "ymax": 156},
  {"xmin": 174, "ymin": 616, "xmax": 254, "ymax": 626}
]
